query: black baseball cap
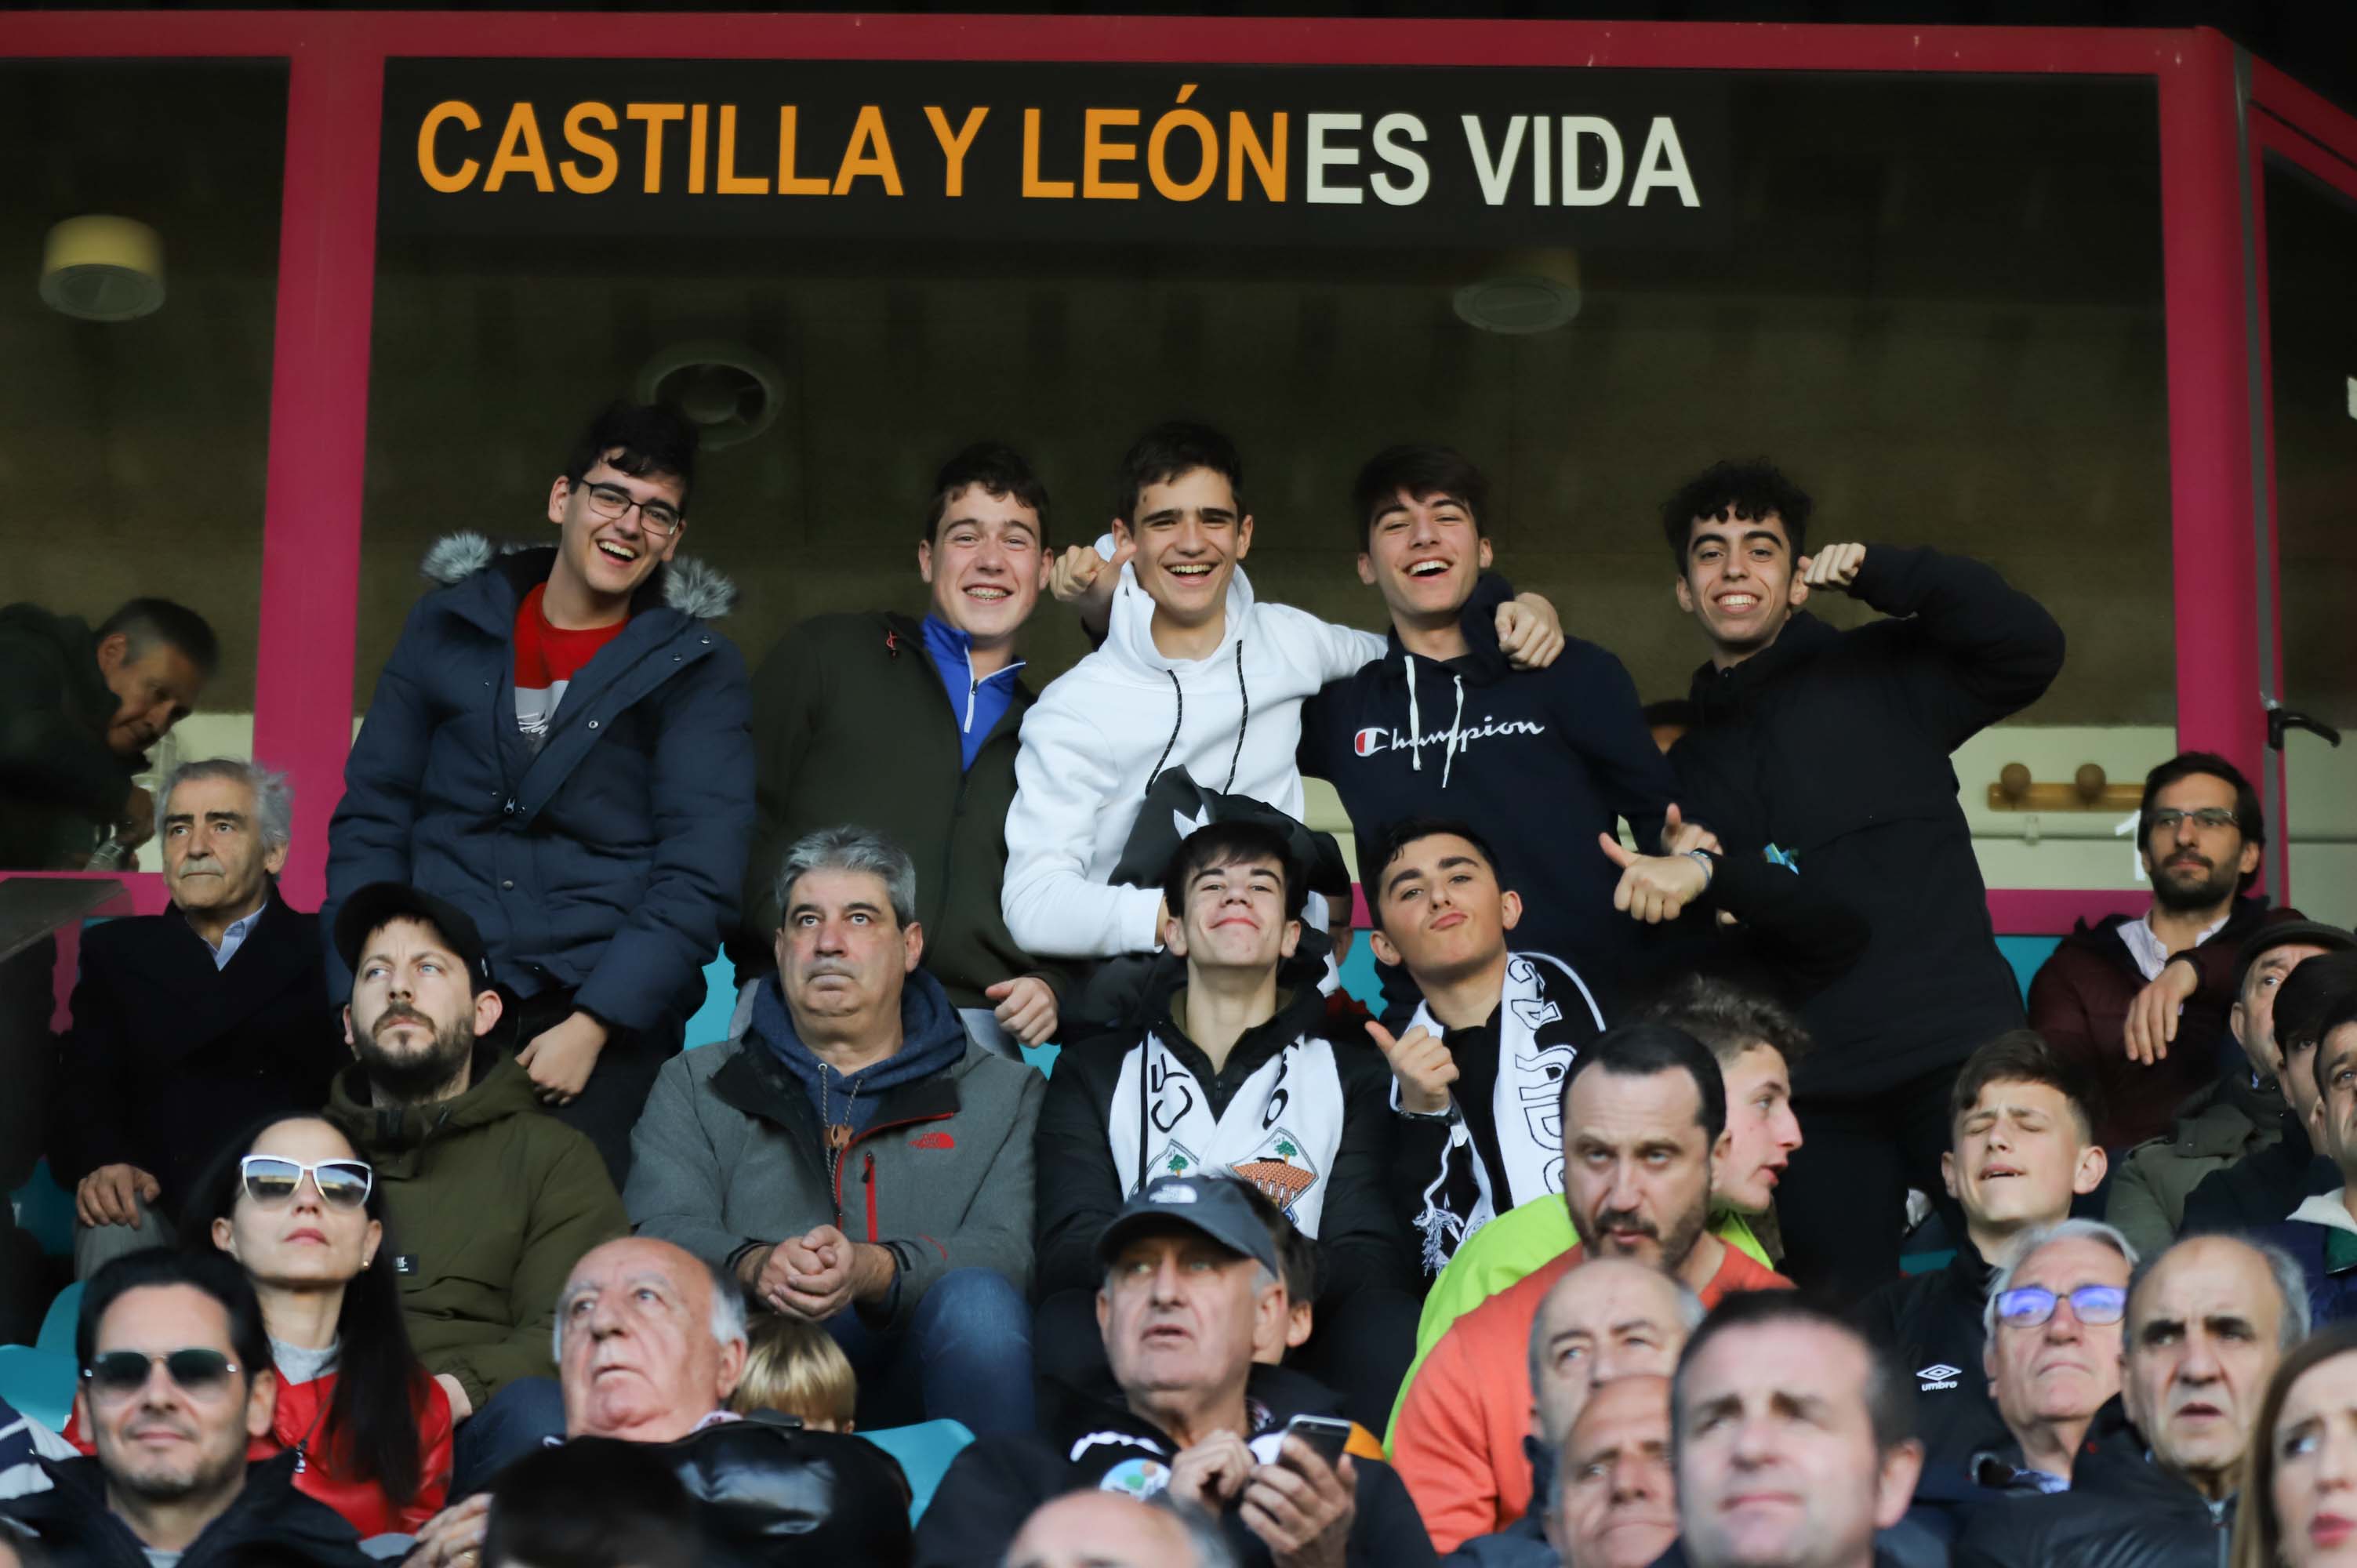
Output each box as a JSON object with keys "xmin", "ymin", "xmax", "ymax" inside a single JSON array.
[
  {"xmin": 2277, "ymin": 951, "xmax": 2357, "ymax": 1051},
  {"xmin": 333, "ymin": 883, "xmax": 494, "ymax": 993},
  {"xmin": 1097, "ymin": 1174, "xmax": 1284, "ymax": 1282},
  {"xmin": 2232, "ymin": 920, "xmax": 2357, "ymax": 994}
]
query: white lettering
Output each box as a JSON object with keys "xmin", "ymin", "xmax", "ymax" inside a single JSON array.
[
  {"xmin": 1370, "ymin": 112, "xmax": 1429, "ymax": 206},
  {"xmin": 1560, "ymin": 116, "xmax": 1624, "ymax": 207},
  {"xmin": 1629, "ymin": 117, "xmax": 1700, "ymax": 207},
  {"xmin": 1461, "ymin": 114, "xmax": 1527, "ymax": 207},
  {"xmin": 1306, "ymin": 112, "xmax": 1364, "ymax": 205}
]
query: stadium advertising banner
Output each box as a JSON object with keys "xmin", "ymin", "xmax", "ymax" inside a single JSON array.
[{"xmin": 380, "ymin": 59, "xmax": 1731, "ymax": 246}]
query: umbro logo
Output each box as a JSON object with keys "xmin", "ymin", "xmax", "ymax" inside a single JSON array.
[{"xmin": 1917, "ymin": 1363, "xmax": 1962, "ymax": 1392}]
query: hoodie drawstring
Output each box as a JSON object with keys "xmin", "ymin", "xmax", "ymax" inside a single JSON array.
[
  {"xmin": 1405, "ymin": 654, "xmax": 1424, "ymax": 773},
  {"xmin": 1142, "ymin": 641, "xmax": 1251, "ymax": 799},
  {"xmin": 1225, "ymin": 641, "xmax": 1249, "ymax": 795},
  {"xmin": 1441, "ymin": 674, "xmax": 1466, "ymax": 789},
  {"xmin": 1401, "ymin": 655, "xmax": 1468, "ymax": 788},
  {"xmin": 1146, "ymin": 673, "xmax": 1184, "ymax": 798}
]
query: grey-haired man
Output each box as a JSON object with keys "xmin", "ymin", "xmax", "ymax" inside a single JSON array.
[
  {"xmin": 626, "ymin": 825, "xmax": 1044, "ymax": 1436},
  {"xmin": 53, "ymin": 757, "xmax": 340, "ymax": 1278}
]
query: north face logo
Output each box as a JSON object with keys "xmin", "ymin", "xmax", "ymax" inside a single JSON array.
[
  {"xmin": 1917, "ymin": 1364, "xmax": 1962, "ymax": 1392},
  {"xmin": 910, "ymin": 1131, "xmax": 955, "ymax": 1150}
]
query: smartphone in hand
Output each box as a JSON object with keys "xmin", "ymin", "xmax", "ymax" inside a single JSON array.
[{"xmin": 1281, "ymin": 1414, "xmax": 1354, "ymax": 1471}]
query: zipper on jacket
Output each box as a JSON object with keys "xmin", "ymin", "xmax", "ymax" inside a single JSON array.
[
  {"xmin": 827, "ymin": 1109, "xmax": 953, "ymax": 1218},
  {"xmin": 863, "ymin": 1152, "xmax": 879, "ymax": 1241}
]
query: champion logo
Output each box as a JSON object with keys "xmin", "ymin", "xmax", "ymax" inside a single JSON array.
[
  {"xmin": 1917, "ymin": 1363, "xmax": 1962, "ymax": 1392},
  {"xmin": 1350, "ymin": 716, "xmax": 1548, "ymax": 759},
  {"xmin": 909, "ymin": 1131, "xmax": 956, "ymax": 1150}
]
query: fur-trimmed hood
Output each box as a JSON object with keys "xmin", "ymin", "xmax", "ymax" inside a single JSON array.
[{"xmin": 420, "ymin": 532, "xmax": 737, "ymax": 621}]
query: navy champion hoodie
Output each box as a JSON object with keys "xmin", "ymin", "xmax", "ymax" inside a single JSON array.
[{"xmin": 1298, "ymin": 577, "xmax": 1676, "ymax": 1013}]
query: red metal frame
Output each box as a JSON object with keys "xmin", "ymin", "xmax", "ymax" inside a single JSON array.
[
  {"xmin": 2242, "ymin": 65, "xmax": 2357, "ymax": 913},
  {"xmin": 0, "ymin": 13, "xmax": 2313, "ymax": 936}
]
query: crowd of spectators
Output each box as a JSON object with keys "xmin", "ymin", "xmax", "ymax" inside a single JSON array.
[{"xmin": 3, "ymin": 400, "xmax": 2351, "ymax": 1568}]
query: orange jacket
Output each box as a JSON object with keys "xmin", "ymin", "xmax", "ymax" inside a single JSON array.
[
  {"xmin": 1387, "ymin": 1242, "xmax": 1792, "ymax": 1552},
  {"xmin": 69, "ymin": 1363, "xmax": 452, "ymax": 1536}
]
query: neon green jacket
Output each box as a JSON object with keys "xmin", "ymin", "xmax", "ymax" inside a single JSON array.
[{"xmin": 1385, "ymin": 1194, "xmax": 1768, "ymax": 1445}]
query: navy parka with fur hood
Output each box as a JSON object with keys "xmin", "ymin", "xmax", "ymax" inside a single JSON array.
[{"xmin": 324, "ymin": 534, "xmax": 754, "ymax": 1036}]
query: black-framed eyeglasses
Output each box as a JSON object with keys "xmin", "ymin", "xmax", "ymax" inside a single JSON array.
[
  {"xmin": 2148, "ymin": 808, "xmax": 2239, "ymax": 833},
  {"xmin": 578, "ymin": 481, "xmax": 684, "ymax": 538},
  {"xmin": 239, "ymin": 1155, "xmax": 373, "ymax": 1210},
  {"xmin": 1996, "ymin": 1284, "xmax": 2127, "ymax": 1329},
  {"xmin": 82, "ymin": 1348, "xmax": 240, "ymax": 1401}
]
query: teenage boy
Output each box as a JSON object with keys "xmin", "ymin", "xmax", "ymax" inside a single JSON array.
[
  {"xmin": 325, "ymin": 401, "xmax": 754, "ymax": 1183},
  {"xmin": 1658, "ymin": 458, "xmax": 2067, "ymax": 1297},
  {"xmin": 732, "ymin": 441, "xmax": 1063, "ymax": 1058},
  {"xmin": 1853, "ymin": 1030, "xmax": 2107, "ymax": 1480},
  {"xmin": 1033, "ymin": 815, "xmax": 1415, "ymax": 1427},
  {"xmin": 1299, "ymin": 445, "xmax": 1679, "ymax": 1004},
  {"xmin": 2029, "ymin": 752, "xmax": 2306, "ymax": 1149},
  {"xmin": 1004, "ymin": 422, "xmax": 1562, "ymax": 1010}
]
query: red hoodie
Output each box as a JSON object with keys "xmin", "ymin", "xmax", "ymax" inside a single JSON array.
[{"xmin": 69, "ymin": 1361, "xmax": 452, "ymax": 1536}]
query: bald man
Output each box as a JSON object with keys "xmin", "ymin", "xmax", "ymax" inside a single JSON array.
[
  {"xmin": 409, "ymin": 1237, "xmax": 909, "ymax": 1568},
  {"xmin": 1545, "ymin": 1375, "xmax": 1677, "ymax": 1568},
  {"xmin": 1426, "ymin": 1258, "xmax": 1701, "ymax": 1566},
  {"xmin": 1008, "ymin": 1491, "xmax": 1233, "ymax": 1568}
]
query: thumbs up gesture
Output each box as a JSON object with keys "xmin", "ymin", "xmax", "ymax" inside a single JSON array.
[
  {"xmin": 1051, "ymin": 533, "xmax": 1137, "ymax": 608},
  {"xmin": 1600, "ymin": 829, "xmax": 1709, "ymax": 925},
  {"xmin": 1367, "ymin": 1021, "xmax": 1458, "ymax": 1116}
]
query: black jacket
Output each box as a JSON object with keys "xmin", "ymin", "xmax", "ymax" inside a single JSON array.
[
  {"xmin": 1034, "ymin": 982, "xmax": 1411, "ymax": 1305},
  {"xmin": 0, "ymin": 602, "xmax": 140, "ymax": 869},
  {"xmin": 2182, "ymin": 1117, "xmax": 2339, "ymax": 1236},
  {"xmin": 1298, "ymin": 577, "xmax": 1676, "ymax": 1004},
  {"xmin": 1856, "ymin": 1242, "xmax": 2007, "ymax": 1479},
  {"xmin": 915, "ymin": 1367, "xmax": 1436, "ymax": 1568},
  {"xmin": 1669, "ymin": 546, "xmax": 2065, "ymax": 1097},
  {"xmin": 641, "ymin": 1418, "xmax": 914, "ymax": 1567},
  {"xmin": 49, "ymin": 888, "xmax": 340, "ymax": 1209},
  {"xmin": 730, "ymin": 609, "xmax": 1063, "ymax": 1013},
  {"xmin": 3, "ymin": 1454, "xmax": 369, "ymax": 1567},
  {"xmin": 1953, "ymin": 1398, "xmax": 2234, "ymax": 1568}
]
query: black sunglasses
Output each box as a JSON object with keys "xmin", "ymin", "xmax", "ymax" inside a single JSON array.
[
  {"xmin": 239, "ymin": 1155, "xmax": 373, "ymax": 1210},
  {"xmin": 82, "ymin": 1348, "xmax": 241, "ymax": 1399}
]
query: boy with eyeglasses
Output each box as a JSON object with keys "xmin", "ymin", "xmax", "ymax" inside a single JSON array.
[
  {"xmin": 325, "ymin": 401, "xmax": 754, "ymax": 1186},
  {"xmin": 1852, "ymin": 1031, "xmax": 2108, "ymax": 1483},
  {"xmin": 2029, "ymin": 752, "xmax": 2310, "ymax": 1151},
  {"xmin": 3, "ymin": 1248, "xmax": 370, "ymax": 1564}
]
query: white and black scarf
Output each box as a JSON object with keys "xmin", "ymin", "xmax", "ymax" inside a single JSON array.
[
  {"xmin": 1402, "ymin": 951, "xmax": 1605, "ymax": 1274},
  {"xmin": 1108, "ymin": 1031, "xmax": 1346, "ymax": 1236}
]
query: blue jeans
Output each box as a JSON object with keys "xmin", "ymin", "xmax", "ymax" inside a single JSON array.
[
  {"xmin": 825, "ymin": 1267, "xmax": 1034, "ymax": 1436},
  {"xmin": 450, "ymin": 1376, "xmax": 568, "ymax": 1496}
]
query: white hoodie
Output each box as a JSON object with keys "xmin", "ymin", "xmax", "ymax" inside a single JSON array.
[{"xmin": 1002, "ymin": 560, "xmax": 1384, "ymax": 959}]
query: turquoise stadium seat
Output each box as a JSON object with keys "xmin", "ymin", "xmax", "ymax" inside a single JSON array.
[
  {"xmin": 38, "ymin": 1283, "xmax": 79, "ymax": 1358},
  {"xmin": 13, "ymin": 1160, "xmax": 76, "ymax": 1261},
  {"xmin": 859, "ymin": 1418, "xmax": 974, "ymax": 1521},
  {"xmin": 0, "ymin": 1345, "xmax": 74, "ymax": 1432}
]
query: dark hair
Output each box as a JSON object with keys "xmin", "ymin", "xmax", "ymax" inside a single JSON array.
[
  {"xmin": 1642, "ymin": 975, "xmax": 1812, "ymax": 1071},
  {"xmin": 1563, "ymin": 1022, "xmax": 1728, "ymax": 1146},
  {"xmin": 2229, "ymin": 1320, "xmax": 2357, "ymax": 1568},
  {"xmin": 1640, "ymin": 699, "xmax": 1696, "ymax": 733},
  {"xmin": 1114, "ymin": 421, "xmax": 1244, "ymax": 526},
  {"xmin": 1233, "ymin": 1178, "xmax": 1322, "ymax": 1307},
  {"xmin": 1672, "ymin": 1291, "xmax": 1913, "ymax": 1456},
  {"xmin": 564, "ymin": 400, "xmax": 699, "ymax": 509},
  {"xmin": 2316, "ymin": 987, "xmax": 2357, "ymax": 1102},
  {"xmin": 179, "ymin": 1115, "xmax": 429, "ymax": 1509},
  {"xmin": 483, "ymin": 1438, "xmax": 698, "ymax": 1568},
  {"xmin": 922, "ymin": 440, "xmax": 1051, "ymax": 547},
  {"xmin": 2279, "ymin": 952, "xmax": 2357, "ymax": 1062},
  {"xmin": 1948, "ymin": 1029, "xmax": 2099, "ymax": 1146},
  {"xmin": 1161, "ymin": 821, "xmax": 1307, "ymax": 926},
  {"xmin": 97, "ymin": 597, "xmax": 220, "ymax": 677},
  {"xmin": 1351, "ymin": 445, "xmax": 1488, "ymax": 549},
  {"xmin": 2140, "ymin": 753, "xmax": 2265, "ymax": 894},
  {"xmin": 78, "ymin": 1248, "xmax": 271, "ymax": 1396},
  {"xmin": 1365, "ymin": 817, "xmax": 1506, "ymax": 932},
  {"xmin": 1658, "ymin": 459, "xmax": 1813, "ymax": 573}
]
